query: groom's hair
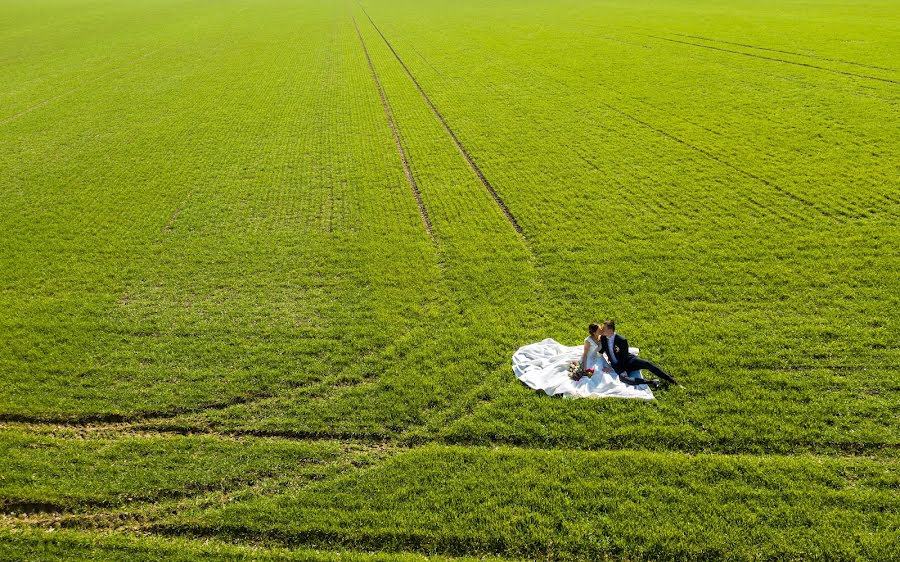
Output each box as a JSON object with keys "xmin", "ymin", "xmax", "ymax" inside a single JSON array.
[
  {"xmin": 588, "ymin": 323, "xmax": 600, "ymax": 335},
  {"xmin": 602, "ymin": 319, "xmax": 616, "ymax": 331}
]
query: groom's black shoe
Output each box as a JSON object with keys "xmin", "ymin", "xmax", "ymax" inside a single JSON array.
[
  {"xmin": 658, "ymin": 372, "xmax": 677, "ymax": 385},
  {"xmin": 646, "ymin": 380, "xmax": 661, "ymax": 390}
]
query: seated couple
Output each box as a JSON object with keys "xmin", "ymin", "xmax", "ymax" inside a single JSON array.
[{"xmin": 578, "ymin": 319, "xmax": 679, "ymax": 390}]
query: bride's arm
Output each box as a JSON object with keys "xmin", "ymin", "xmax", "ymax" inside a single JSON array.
[
  {"xmin": 580, "ymin": 341, "xmax": 590, "ymax": 368},
  {"xmin": 598, "ymin": 346, "xmax": 613, "ymax": 372}
]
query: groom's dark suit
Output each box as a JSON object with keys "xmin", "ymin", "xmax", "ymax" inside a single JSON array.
[
  {"xmin": 599, "ymin": 334, "xmax": 632, "ymax": 373},
  {"xmin": 599, "ymin": 333, "xmax": 676, "ymax": 385}
]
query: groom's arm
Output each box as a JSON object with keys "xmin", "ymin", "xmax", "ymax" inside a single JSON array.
[{"xmin": 618, "ymin": 336, "xmax": 630, "ymax": 365}]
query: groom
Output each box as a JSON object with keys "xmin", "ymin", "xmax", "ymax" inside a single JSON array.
[{"xmin": 599, "ymin": 319, "xmax": 678, "ymax": 389}]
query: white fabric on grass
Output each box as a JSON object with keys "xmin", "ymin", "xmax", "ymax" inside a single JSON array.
[{"xmin": 512, "ymin": 338, "xmax": 654, "ymax": 400}]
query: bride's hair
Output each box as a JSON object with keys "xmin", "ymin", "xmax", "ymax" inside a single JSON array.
[{"xmin": 588, "ymin": 323, "xmax": 600, "ymax": 335}]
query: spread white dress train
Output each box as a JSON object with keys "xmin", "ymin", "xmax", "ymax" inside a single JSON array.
[{"xmin": 511, "ymin": 337, "xmax": 654, "ymax": 400}]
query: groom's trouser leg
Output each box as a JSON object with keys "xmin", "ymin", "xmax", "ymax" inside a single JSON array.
[
  {"xmin": 628, "ymin": 358, "xmax": 675, "ymax": 384},
  {"xmin": 619, "ymin": 370, "xmax": 646, "ymax": 386}
]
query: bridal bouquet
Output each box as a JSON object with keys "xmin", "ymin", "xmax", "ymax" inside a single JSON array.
[{"xmin": 568, "ymin": 361, "xmax": 595, "ymax": 381}]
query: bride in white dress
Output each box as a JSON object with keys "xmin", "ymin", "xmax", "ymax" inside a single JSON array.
[{"xmin": 511, "ymin": 323, "xmax": 654, "ymax": 400}]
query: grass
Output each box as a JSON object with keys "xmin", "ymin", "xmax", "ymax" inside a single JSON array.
[
  {"xmin": 0, "ymin": 430, "xmax": 351, "ymax": 512},
  {"xmin": 158, "ymin": 445, "xmax": 900, "ymax": 560},
  {"xmin": 1, "ymin": 0, "xmax": 897, "ymax": 558},
  {"xmin": 0, "ymin": 528, "xmax": 512, "ymax": 561}
]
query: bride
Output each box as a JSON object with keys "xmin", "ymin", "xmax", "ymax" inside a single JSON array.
[{"xmin": 511, "ymin": 323, "xmax": 655, "ymax": 400}]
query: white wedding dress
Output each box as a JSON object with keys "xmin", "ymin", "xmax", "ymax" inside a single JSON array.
[{"xmin": 511, "ymin": 337, "xmax": 654, "ymax": 400}]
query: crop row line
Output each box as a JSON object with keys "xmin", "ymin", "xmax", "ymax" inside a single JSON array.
[
  {"xmin": 671, "ymin": 33, "xmax": 896, "ymax": 73},
  {"xmin": 150, "ymin": 522, "xmax": 511, "ymax": 560},
  {"xmin": 595, "ymin": 99, "xmax": 837, "ymax": 219},
  {"xmin": 647, "ymin": 35, "xmax": 899, "ymax": 86},
  {"xmin": 0, "ymin": 47, "xmax": 167, "ymax": 128},
  {"xmin": 352, "ymin": 16, "xmax": 433, "ymax": 238},
  {"xmin": 0, "ymin": 466, "xmax": 288, "ymax": 517},
  {"xmin": 4, "ymin": 418, "xmax": 896, "ymax": 459},
  {"xmin": 395, "ymin": 32, "xmax": 836, "ymax": 226},
  {"xmin": 360, "ymin": 6, "xmax": 528, "ymax": 240},
  {"xmin": 0, "ymin": 470, "xmax": 298, "ymax": 526},
  {"xmin": 0, "ymin": 389, "xmax": 276, "ymax": 426},
  {"xmin": 0, "ymin": 359, "xmax": 384, "ymax": 427}
]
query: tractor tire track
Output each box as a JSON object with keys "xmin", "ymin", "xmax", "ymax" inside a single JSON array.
[
  {"xmin": 647, "ymin": 35, "xmax": 899, "ymax": 86},
  {"xmin": 1, "ymin": 418, "xmax": 397, "ymax": 447},
  {"xmin": 5, "ymin": 422, "xmax": 893, "ymax": 459},
  {"xmin": 595, "ymin": 100, "xmax": 839, "ymax": 219},
  {"xmin": 0, "ymin": 330, "xmax": 408, "ymax": 431},
  {"xmin": 360, "ymin": 7, "xmax": 527, "ymax": 239},
  {"xmin": 380, "ymin": 36, "xmax": 817, "ymax": 225},
  {"xmin": 0, "ymin": 390, "xmax": 276, "ymax": 426},
  {"xmin": 0, "ymin": 48, "xmax": 166, "ymax": 128},
  {"xmin": 0, "ymin": 355, "xmax": 384, "ymax": 428},
  {"xmin": 1, "ymin": 15, "xmax": 246, "ymax": 128},
  {"xmin": 672, "ymin": 33, "xmax": 896, "ymax": 73},
  {"xmin": 0, "ymin": 469, "xmax": 285, "ymax": 517},
  {"xmin": 352, "ymin": 17, "xmax": 433, "ymax": 238}
]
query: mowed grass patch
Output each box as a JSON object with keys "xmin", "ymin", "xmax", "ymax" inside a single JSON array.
[
  {"xmin": 159, "ymin": 445, "xmax": 900, "ymax": 560},
  {"xmin": 0, "ymin": 430, "xmax": 348, "ymax": 513}
]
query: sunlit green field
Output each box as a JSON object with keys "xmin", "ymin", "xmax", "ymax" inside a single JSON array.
[{"xmin": 2, "ymin": 0, "xmax": 898, "ymax": 559}]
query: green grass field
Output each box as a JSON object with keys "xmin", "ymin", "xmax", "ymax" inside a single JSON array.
[{"xmin": 2, "ymin": 0, "xmax": 898, "ymax": 559}]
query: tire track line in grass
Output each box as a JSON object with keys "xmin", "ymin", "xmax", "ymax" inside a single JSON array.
[
  {"xmin": 161, "ymin": 206, "xmax": 184, "ymax": 232},
  {"xmin": 569, "ymin": 73, "xmax": 727, "ymax": 139},
  {"xmin": 0, "ymin": 469, "xmax": 335, "ymax": 526},
  {"xmin": 646, "ymin": 35, "xmax": 899, "ymax": 86},
  {"xmin": 391, "ymin": 38, "xmax": 809, "ymax": 226},
  {"xmin": 587, "ymin": 83, "xmax": 894, "ymax": 221},
  {"xmin": 595, "ymin": 99, "xmax": 841, "ymax": 219},
  {"xmin": 10, "ymin": 419, "xmax": 898, "ymax": 458},
  {"xmin": 671, "ymin": 33, "xmax": 896, "ymax": 73},
  {"xmin": 352, "ymin": 16, "xmax": 433, "ymax": 239},
  {"xmin": 409, "ymin": 44, "xmax": 449, "ymax": 81},
  {"xmin": 1, "ymin": 8, "xmax": 249, "ymax": 128},
  {"xmin": 360, "ymin": 7, "xmax": 527, "ymax": 240},
  {"xmin": 0, "ymin": 365, "xmax": 383, "ymax": 427},
  {"xmin": 0, "ymin": 389, "xmax": 276, "ymax": 426},
  {"xmin": 8, "ymin": 417, "xmax": 897, "ymax": 457},
  {"xmin": 1, "ymin": 421, "xmax": 397, "ymax": 454},
  {"xmin": 0, "ymin": 47, "xmax": 169, "ymax": 128},
  {"xmin": 150, "ymin": 524, "xmax": 494, "ymax": 560},
  {"xmin": 0, "ymin": 469, "xmax": 281, "ymax": 517},
  {"xmin": 0, "ymin": 347, "xmax": 400, "ymax": 436},
  {"xmin": 0, "ymin": 321, "xmax": 420, "ymax": 430},
  {"xmin": 1, "ymin": 420, "xmax": 396, "ymax": 450},
  {"xmin": 0, "ymin": 436, "xmax": 386, "ymax": 522}
]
